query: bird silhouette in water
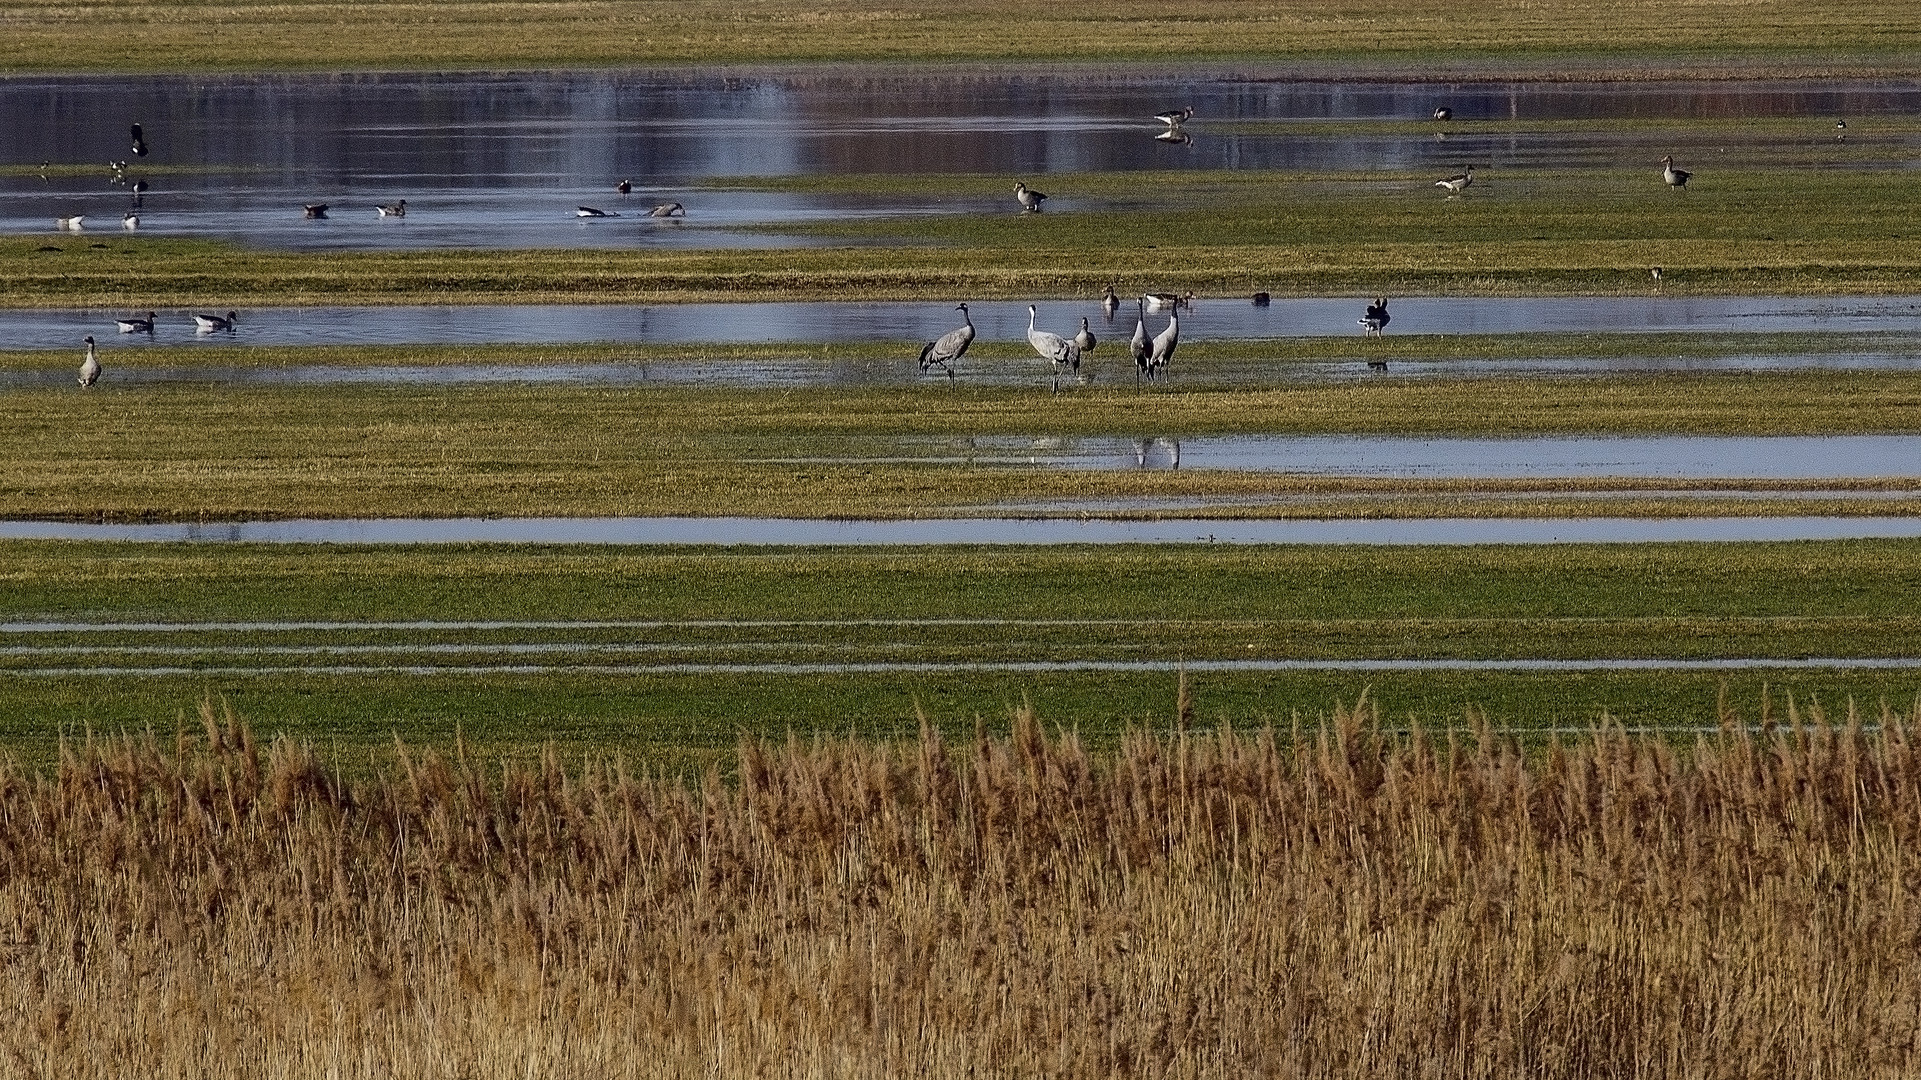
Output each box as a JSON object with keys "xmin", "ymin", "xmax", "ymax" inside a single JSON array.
[
  {"xmin": 304, "ymin": 204, "xmax": 329, "ymax": 219},
  {"xmin": 130, "ymin": 124, "xmax": 148, "ymax": 157},
  {"xmin": 917, "ymin": 303, "xmax": 975, "ymax": 383}
]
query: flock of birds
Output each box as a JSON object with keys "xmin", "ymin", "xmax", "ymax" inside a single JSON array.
[
  {"xmin": 917, "ymin": 285, "xmax": 1185, "ymax": 393},
  {"xmin": 52, "ymin": 125, "xmax": 692, "ymax": 232}
]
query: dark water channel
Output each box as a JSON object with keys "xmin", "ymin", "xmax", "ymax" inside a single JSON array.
[{"xmin": 5, "ymin": 70, "xmax": 1919, "ymax": 250}]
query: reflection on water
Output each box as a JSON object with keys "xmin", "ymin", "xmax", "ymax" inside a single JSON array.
[
  {"xmin": 3, "ymin": 516, "xmax": 1920, "ymax": 545},
  {"xmin": 5, "ymin": 71, "xmax": 1920, "ymax": 250},
  {"xmin": 8, "ymin": 297, "xmax": 1921, "ymax": 353}
]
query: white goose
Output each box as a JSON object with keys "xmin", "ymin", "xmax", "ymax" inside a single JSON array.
[
  {"xmin": 79, "ymin": 337, "xmax": 101, "ymax": 387},
  {"xmin": 1026, "ymin": 305, "xmax": 1081, "ymax": 393}
]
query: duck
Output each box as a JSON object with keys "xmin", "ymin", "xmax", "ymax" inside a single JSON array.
[
  {"xmin": 376, "ymin": 200, "xmax": 408, "ymax": 217},
  {"xmin": 303, "ymin": 203, "xmax": 329, "ymax": 219},
  {"xmin": 1435, "ymin": 165, "xmax": 1473, "ymax": 194},
  {"xmin": 1660, "ymin": 156, "xmax": 1691, "ymax": 188},
  {"xmin": 79, "ymin": 337, "xmax": 101, "ymax": 387},
  {"xmin": 115, "ymin": 311, "xmax": 156, "ymax": 334},
  {"xmin": 647, "ymin": 202, "xmax": 685, "ymax": 217},
  {"xmin": 1359, "ymin": 297, "xmax": 1390, "ymax": 335},
  {"xmin": 576, "ymin": 206, "xmax": 619, "ymax": 217},
  {"xmin": 193, "ymin": 311, "xmax": 238, "ymax": 332},
  {"xmin": 1154, "ymin": 106, "xmax": 1194, "ymax": 127},
  {"xmin": 1013, "ymin": 182, "xmax": 1046, "ymax": 213}
]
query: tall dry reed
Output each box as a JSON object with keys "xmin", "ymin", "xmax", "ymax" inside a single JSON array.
[{"xmin": 2, "ymin": 693, "xmax": 1919, "ymax": 1078}]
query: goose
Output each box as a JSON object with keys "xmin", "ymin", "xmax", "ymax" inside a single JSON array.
[
  {"xmin": 1154, "ymin": 106, "xmax": 1194, "ymax": 127},
  {"xmin": 79, "ymin": 337, "xmax": 101, "ymax": 387},
  {"xmin": 130, "ymin": 124, "xmax": 148, "ymax": 158},
  {"xmin": 55, "ymin": 215, "xmax": 84, "ymax": 231},
  {"xmin": 1660, "ymin": 156, "xmax": 1691, "ymax": 188},
  {"xmin": 1431, "ymin": 106, "xmax": 1453, "ymax": 121},
  {"xmin": 121, "ymin": 212, "xmax": 139, "ymax": 230},
  {"xmin": 647, "ymin": 202, "xmax": 685, "ymax": 217},
  {"xmin": 193, "ymin": 311, "xmax": 237, "ymax": 332},
  {"xmin": 376, "ymin": 200, "xmax": 408, "ymax": 217},
  {"xmin": 1130, "ymin": 301, "xmax": 1152, "ymax": 382},
  {"xmin": 1143, "ymin": 291, "xmax": 1192, "ymax": 312},
  {"xmin": 576, "ymin": 206, "xmax": 619, "ymax": 217},
  {"xmin": 304, "ymin": 203, "xmax": 329, "ymax": 219},
  {"xmin": 1435, "ymin": 164, "xmax": 1473, "ymax": 194},
  {"xmin": 917, "ymin": 303, "xmax": 976, "ymax": 381},
  {"xmin": 115, "ymin": 311, "xmax": 156, "ymax": 334},
  {"xmin": 1252, "ymin": 291, "xmax": 1271, "ymax": 306},
  {"xmin": 1026, "ymin": 305, "xmax": 1081, "ymax": 393},
  {"xmin": 1148, "ymin": 307, "xmax": 1179, "ymax": 376},
  {"xmin": 1014, "ymin": 182, "xmax": 1046, "ymax": 213},
  {"xmin": 1101, "ymin": 284, "xmax": 1121, "ymax": 316},
  {"xmin": 1359, "ymin": 297, "xmax": 1390, "ymax": 335},
  {"xmin": 617, "ymin": 179, "xmax": 632, "ymax": 195},
  {"xmin": 1072, "ymin": 317, "xmax": 1097, "ymax": 356}
]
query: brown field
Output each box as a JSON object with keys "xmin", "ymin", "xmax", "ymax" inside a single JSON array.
[{"xmin": 6, "ymin": 691, "xmax": 1919, "ymax": 1077}]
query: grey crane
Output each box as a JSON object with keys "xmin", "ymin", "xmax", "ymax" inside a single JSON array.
[
  {"xmin": 1359, "ymin": 297, "xmax": 1390, "ymax": 335},
  {"xmin": 1660, "ymin": 156, "xmax": 1691, "ymax": 188},
  {"xmin": 917, "ymin": 303, "xmax": 975, "ymax": 382},
  {"xmin": 1014, "ymin": 182, "xmax": 1046, "ymax": 213},
  {"xmin": 194, "ymin": 311, "xmax": 237, "ymax": 332},
  {"xmin": 79, "ymin": 336, "xmax": 101, "ymax": 387},
  {"xmin": 648, "ymin": 202, "xmax": 685, "ymax": 217},
  {"xmin": 1072, "ymin": 317, "xmax": 1097, "ymax": 356},
  {"xmin": 1129, "ymin": 300, "xmax": 1152, "ymax": 383},
  {"xmin": 1026, "ymin": 305, "xmax": 1081, "ymax": 393},
  {"xmin": 1148, "ymin": 306, "xmax": 1179, "ymax": 377},
  {"xmin": 115, "ymin": 311, "xmax": 155, "ymax": 334},
  {"xmin": 1435, "ymin": 164, "xmax": 1473, "ymax": 194}
]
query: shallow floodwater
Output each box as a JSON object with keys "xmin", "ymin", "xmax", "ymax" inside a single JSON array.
[
  {"xmin": 5, "ymin": 71, "xmax": 1920, "ymax": 250},
  {"xmin": 10, "ymin": 296, "xmax": 1921, "ymax": 354},
  {"xmin": 5, "ymin": 516, "xmax": 1921, "ymax": 545}
]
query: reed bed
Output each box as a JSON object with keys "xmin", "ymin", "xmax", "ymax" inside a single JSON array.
[{"xmin": 5, "ymin": 693, "xmax": 1920, "ymax": 1077}]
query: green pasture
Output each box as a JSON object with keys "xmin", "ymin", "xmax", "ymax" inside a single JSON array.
[
  {"xmin": 3, "ymin": 540, "xmax": 1918, "ymax": 769},
  {"xmin": 4, "ymin": 0, "xmax": 1920, "ymax": 73},
  {"xmin": 10, "ymin": 165, "xmax": 1921, "ymax": 305},
  {"xmin": 3, "ymin": 364, "xmax": 1920, "ymax": 520}
]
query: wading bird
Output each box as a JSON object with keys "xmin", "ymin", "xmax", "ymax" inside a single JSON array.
[
  {"xmin": 376, "ymin": 199, "xmax": 408, "ymax": 217},
  {"xmin": 1148, "ymin": 306, "xmax": 1179, "ymax": 377},
  {"xmin": 194, "ymin": 311, "xmax": 237, "ymax": 332},
  {"xmin": 1154, "ymin": 106, "xmax": 1194, "ymax": 127},
  {"xmin": 1026, "ymin": 305, "xmax": 1081, "ymax": 392},
  {"xmin": 115, "ymin": 311, "xmax": 155, "ymax": 334},
  {"xmin": 917, "ymin": 303, "xmax": 975, "ymax": 382},
  {"xmin": 1359, "ymin": 297, "xmax": 1390, "ymax": 336},
  {"xmin": 304, "ymin": 204, "xmax": 329, "ymax": 219},
  {"xmin": 647, "ymin": 202, "xmax": 685, "ymax": 217},
  {"xmin": 1661, "ymin": 156, "xmax": 1691, "ymax": 188},
  {"xmin": 79, "ymin": 336, "xmax": 101, "ymax": 387},
  {"xmin": 1130, "ymin": 301, "xmax": 1152, "ymax": 382},
  {"xmin": 130, "ymin": 124, "xmax": 148, "ymax": 157},
  {"xmin": 1013, "ymin": 182, "xmax": 1046, "ymax": 213},
  {"xmin": 1435, "ymin": 164, "xmax": 1473, "ymax": 194}
]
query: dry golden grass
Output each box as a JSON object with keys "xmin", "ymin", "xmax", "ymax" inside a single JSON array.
[{"xmin": 6, "ymin": 692, "xmax": 1921, "ymax": 1076}]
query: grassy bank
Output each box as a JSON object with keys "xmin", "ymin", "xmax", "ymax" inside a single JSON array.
[
  {"xmin": 4, "ymin": 0, "xmax": 1921, "ymax": 72},
  {"xmin": 6, "ymin": 709, "xmax": 1918, "ymax": 1076},
  {"xmin": 4, "ymin": 539, "xmax": 1919, "ymax": 765},
  {"xmin": 3, "ymin": 371, "xmax": 1918, "ymax": 521},
  {"xmin": 11, "ymin": 166, "xmax": 1921, "ymax": 304}
]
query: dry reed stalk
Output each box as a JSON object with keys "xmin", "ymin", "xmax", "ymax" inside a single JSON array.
[{"xmin": 1, "ymin": 693, "xmax": 1919, "ymax": 1077}]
